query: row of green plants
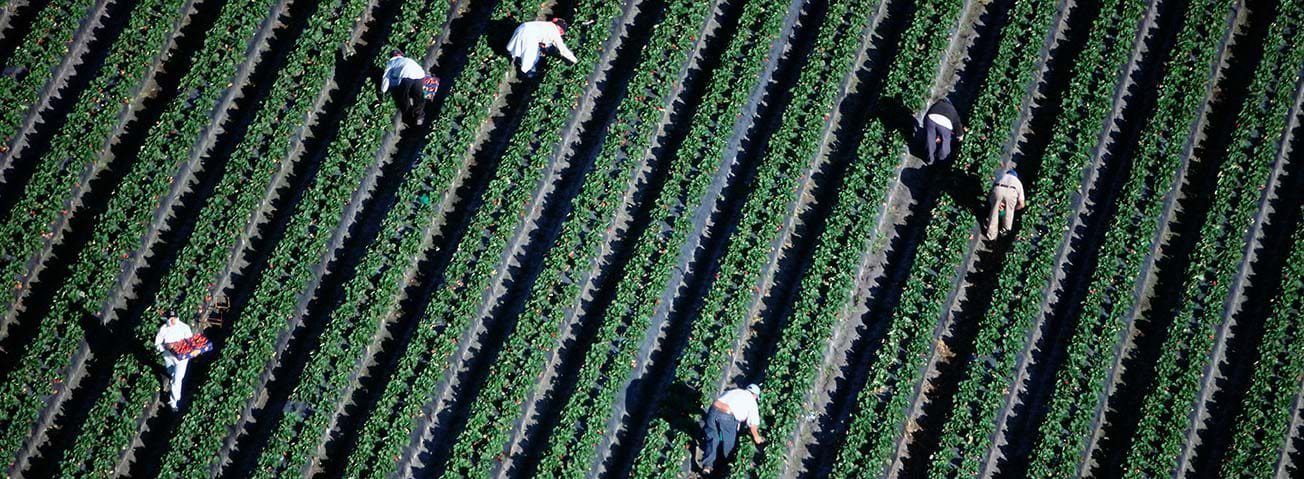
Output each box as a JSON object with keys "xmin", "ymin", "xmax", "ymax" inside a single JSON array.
[
  {"xmin": 0, "ymin": 0, "xmax": 97, "ymax": 155},
  {"xmin": 924, "ymin": 0, "xmax": 1144, "ymax": 476},
  {"xmin": 626, "ymin": 0, "xmax": 881, "ymax": 476},
  {"xmin": 437, "ymin": 0, "xmax": 718, "ymax": 475},
  {"xmin": 0, "ymin": 0, "xmax": 281, "ymax": 464},
  {"xmin": 244, "ymin": 0, "xmax": 555, "ymax": 473},
  {"xmin": 342, "ymin": 0, "xmax": 630, "ymax": 475},
  {"xmin": 1221, "ymin": 207, "xmax": 1304, "ymax": 477},
  {"xmin": 1024, "ymin": 0, "xmax": 1242, "ymax": 475},
  {"xmin": 152, "ymin": 0, "xmax": 455, "ymax": 474},
  {"xmin": 524, "ymin": 0, "xmax": 793, "ymax": 475},
  {"xmin": 0, "ymin": 0, "xmax": 165, "ymax": 329},
  {"xmin": 745, "ymin": 0, "xmax": 990, "ymax": 476},
  {"xmin": 58, "ymin": 0, "xmax": 384, "ymax": 474},
  {"xmin": 0, "ymin": 0, "xmax": 191, "ymax": 467},
  {"xmin": 1119, "ymin": 2, "xmax": 1304, "ymax": 475},
  {"xmin": 824, "ymin": 0, "xmax": 1027, "ymax": 475}
]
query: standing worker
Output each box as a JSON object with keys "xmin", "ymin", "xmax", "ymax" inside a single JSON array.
[
  {"xmin": 507, "ymin": 17, "xmax": 577, "ymax": 78},
  {"xmin": 986, "ymin": 168, "xmax": 1025, "ymax": 240},
  {"xmin": 381, "ymin": 50, "xmax": 431, "ymax": 125},
  {"xmin": 924, "ymin": 98, "xmax": 965, "ymax": 164},
  {"xmin": 698, "ymin": 384, "xmax": 765, "ymax": 474},
  {"xmin": 154, "ymin": 312, "xmax": 194, "ymax": 409}
]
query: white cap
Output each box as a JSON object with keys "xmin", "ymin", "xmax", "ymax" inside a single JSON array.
[{"xmin": 746, "ymin": 384, "xmax": 761, "ymax": 399}]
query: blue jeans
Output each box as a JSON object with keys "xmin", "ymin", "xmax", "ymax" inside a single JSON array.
[
  {"xmin": 926, "ymin": 119, "xmax": 953, "ymax": 164},
  {"xmin": 701, "ymin": 408, "xmax": 739, "ymax": 469}
]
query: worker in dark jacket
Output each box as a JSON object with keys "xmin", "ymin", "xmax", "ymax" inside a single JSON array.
[
  {"xmin": 924, "ymin": 98, "xmax": 965, "ymax": 164},
  {"xmin": 381, "ymin": 50, "xmax": 428, "ymax": 125}
]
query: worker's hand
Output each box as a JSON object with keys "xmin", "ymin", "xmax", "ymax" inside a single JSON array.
[
  {"xmin": 1017, "ymin": 201, "xmax": 1025, "ymax": 210},
  {"xmin": 753, "ymin": 435, "xmax": 765, "ymax": 445}
]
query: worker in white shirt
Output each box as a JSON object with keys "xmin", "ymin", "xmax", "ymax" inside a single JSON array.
[
  {"xmin": 699, "ymin": 384, "xmax": 765, "ymax": 474},
  {"xmin": 507, "ymin": 17, "xmax": 577, "ymax": 78},
  {"xmin": 924, "ymin": 98, "xmax": 965, "ymax": 164},
  {"xmin": 986, "ymin": 168, "xmax": 1026, "ymax": 240},
  {"xmin": 154, "ymin": 312, "xmax": 194, "ymax": 409},
  {"xmin": 381, "ymin": 50, "xmax": 429, "ymax": 125}
]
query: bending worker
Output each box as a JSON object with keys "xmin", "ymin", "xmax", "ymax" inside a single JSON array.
[
  {"xmin": 924, "ymin": 98, "xmax": 965, "ymax": 164},
  {"xmin": 986, "ymin": 168, "xmax": 1025, "ymax": 240},
  {"xmin": 381, "ymin": 50, "xmax": 429, "ymax": 125},
  {"xmin": 699, "ymin": 384, "xmax": 765, "ymax": 474},
  {"xmin": 508, "ymin": 17, "xmax": 577, "ymax": 78},
  {"xmin": 154, "ymin": 312, "xmax": 194, "ymax": 409}
]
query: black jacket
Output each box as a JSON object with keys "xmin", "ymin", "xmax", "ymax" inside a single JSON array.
[{"xmin": 926, "ymin": 99, "xmax": 963, "ymax": 132}]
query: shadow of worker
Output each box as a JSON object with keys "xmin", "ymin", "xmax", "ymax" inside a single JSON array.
[
  {"xmin": 77, "ymin": 308, "xmax": 169, "ymax": 393},
  {"xmin": 934, "ymin": 166, "xmax": 988, "ymax": 229},
  {"xmin": 484, "ymin": 18, "xmax": 522, "ymax": 59}
]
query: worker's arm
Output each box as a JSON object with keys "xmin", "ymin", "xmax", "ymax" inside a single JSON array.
[
  {"xmin": 712, "ymin": 399, "xmax": 731, "ymax": 415},
  {"xmin": 380, "ymin": 66, "xmax": 393, "ymax": 93},
  {"xmin": 748, "ymin": 425, "xmax": 764, "ymax": 445},
  {"xmin": 552, "ymin": 31, "xmax": 578, "ymax": 64},
  {"xmin": 1017, "ymin": 186, "xmax": 1026, "ymax": 210},
  {"xmin": 154, "ymin": 328, "xmax": 166, "ymax": 352}
]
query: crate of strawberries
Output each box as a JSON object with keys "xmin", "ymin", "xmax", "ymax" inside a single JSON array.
[{"xmin": 165, "ymin": 333, "xmax": 213, "ymax": 360}]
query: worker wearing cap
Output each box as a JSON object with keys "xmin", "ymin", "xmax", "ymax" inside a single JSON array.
[
  {"xmin": 699, "ymin": 384, "xmax": 765, "ymax": 474},
  {"xmin": 154, "ymin": 312, "xmax": 193, "ymax": 409},
  {"xmin": 986, "ymin": 168, "xmax": 1025, "ymax": 240},
  {"xmin": 507, "ymin": 17, "xmax": 577, "ymax": 78}
]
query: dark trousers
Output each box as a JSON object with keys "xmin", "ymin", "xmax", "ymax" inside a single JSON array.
[
  {"xmin": 701, "ymin": 408, "xmax": 739, "ymax": 469},
  {"xmin": 926, "ymin": 119, "xmax": 953, "ymax": 164},
  {"xmin": 391, "ymin": 77, "xmax": 425, "ymax": 123}
]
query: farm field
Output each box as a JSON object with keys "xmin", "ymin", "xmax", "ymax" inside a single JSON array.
[{"xmin": 1, "ymin": 0, "xmax": 1303, "ymax": 477}]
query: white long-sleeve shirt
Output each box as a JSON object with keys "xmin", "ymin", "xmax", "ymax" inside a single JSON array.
[
  {"xmin": 381, "ymin": 56, "xmax": 426, "ymax": 92},
  {"xmin": 717, "ymin": 389, "xmax": 761, "ymax": 427},
  {"xmin": 155, "ymin": 321, "xmax": 194, "ymax": 353},
  {"xmin": 507, "ymin": 21, "xmax": 577, "ymax": 73}
]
